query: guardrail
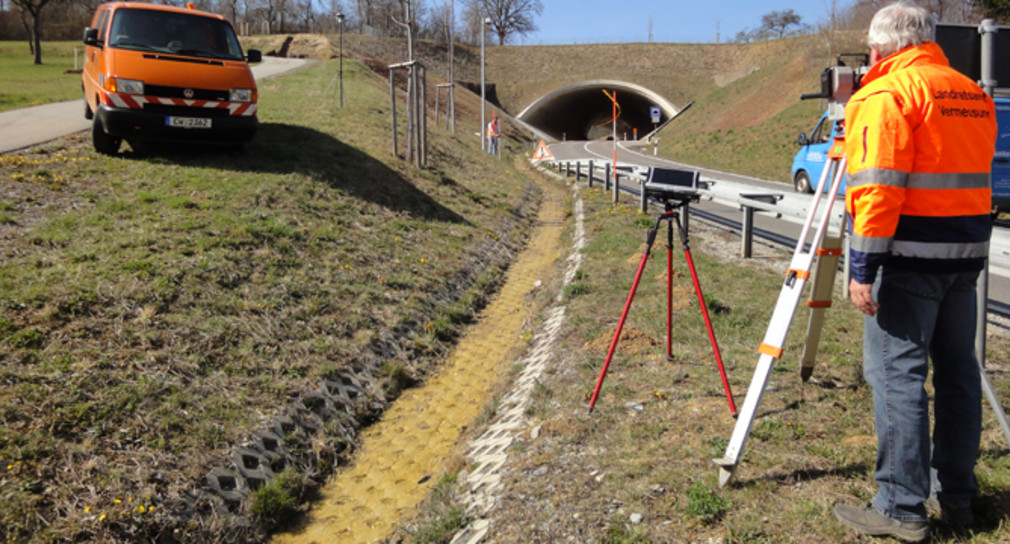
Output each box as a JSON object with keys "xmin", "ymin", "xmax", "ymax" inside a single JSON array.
[{"xmin": 549, "ymin": 159, "xmax": 801, "ymax": 258}]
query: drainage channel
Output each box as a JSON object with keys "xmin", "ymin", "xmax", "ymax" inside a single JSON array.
[
  {"xmin": 451, "ymin": 170, "xmax": 585, "ymax": 544},
  {"xmin": 272, "ymin": 175, "xmax": 572, "ymax": 544}
]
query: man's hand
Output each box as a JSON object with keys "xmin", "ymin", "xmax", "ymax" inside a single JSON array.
[{"xmin": 849, "ymin": 279, "xmax": 879, "ymax": 316}]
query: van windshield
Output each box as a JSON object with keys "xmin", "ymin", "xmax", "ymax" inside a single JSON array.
[{"xmin": 107, "ymin": 8, "xmax": 245, "ymax": 61}]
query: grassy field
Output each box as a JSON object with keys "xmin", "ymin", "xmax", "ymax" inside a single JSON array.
[
  {"xmin": 0, "ymin": 41, "xmax": 85, "ymax": 112},
  {"xmin": 5, "ymin": 32, "xmax": 1010, "ymax": 543},
  {"xmin": 397, "ymin": 178, "xmax": 1010, "ymax": 544},
  {"xmin": 0, "ymin": 52, "xmax": 540, "ymax": 541}
]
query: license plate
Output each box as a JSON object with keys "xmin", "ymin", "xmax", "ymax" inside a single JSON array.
[{"xmin": 166, "ymin": 116, "xmax": 211, "ymax": 129}]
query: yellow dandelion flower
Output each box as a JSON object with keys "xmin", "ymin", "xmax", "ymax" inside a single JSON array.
[
  {"xmin": 85, "ymin": 506, "xmax": 91, "ymax": 513},
  {"xmin": 99, "ymin": 513, "xmax": 107, "ymax": 521},
  {"xmin": 114, "ymin": 499, "xmax": 121, "ymax": 504}
]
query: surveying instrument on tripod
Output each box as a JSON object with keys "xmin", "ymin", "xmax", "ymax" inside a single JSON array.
[{"xmin": 588, "ymin": 167, "xmax": 738, "ymax": 417}]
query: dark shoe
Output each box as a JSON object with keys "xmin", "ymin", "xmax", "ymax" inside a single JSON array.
[
  {"xmin": 926, "ymin": 495, "xmax": 973, "ymax": 529},
  {"xmin": 834, "ymin": 503, "xmax": 928, "ymax": 543}
]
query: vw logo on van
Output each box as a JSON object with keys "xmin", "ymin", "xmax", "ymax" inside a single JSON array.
[{"xmin": 183, "ymin": 88, "xmax": 194, "ymax": 99}]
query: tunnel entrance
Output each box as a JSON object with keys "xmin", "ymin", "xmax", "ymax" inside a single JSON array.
[{"xmin": 516, "ymin": 80, "xmax": 680, "ymax": 141}]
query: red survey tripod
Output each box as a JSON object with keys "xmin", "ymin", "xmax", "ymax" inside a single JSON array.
[{"xmin": 588, "ymin": 198, "xmax": 738, "ymax": 416}]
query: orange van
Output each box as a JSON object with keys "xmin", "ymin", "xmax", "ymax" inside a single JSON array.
[{"xmin": 82, "ymin": 2, "xmax": 262, "ymax": 154}]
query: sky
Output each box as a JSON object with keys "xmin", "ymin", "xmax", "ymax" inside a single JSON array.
[{"xmin": 524, "ymin": 0, "xmax": 843, "ymax": 45}]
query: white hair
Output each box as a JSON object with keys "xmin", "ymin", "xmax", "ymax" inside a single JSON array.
[{"xmin": 867, "ymin": 2, "xmax": 936, "ymax": 58}]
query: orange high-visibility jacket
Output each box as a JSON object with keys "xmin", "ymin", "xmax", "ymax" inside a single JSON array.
[
  {"xmin": 487, "ymin": 118, "xmax": 499, "ymax": 138},
  {"xmin": 844, "ymin": 42, "xmax": 996, "ymax": 284}
]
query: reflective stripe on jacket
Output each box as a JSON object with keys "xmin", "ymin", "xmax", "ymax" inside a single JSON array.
[{"xmin": 844, "ymin": 42, "xmax": 996, "ymax": 284}]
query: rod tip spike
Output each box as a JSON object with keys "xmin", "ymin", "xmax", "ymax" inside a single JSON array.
[
  {"xmin": 801, "ymin": 365, "xmax": 813, "ymax": 382},
  {"xmin": 712, "ymin": 458, "xmax": 736, "ymax": 488}
]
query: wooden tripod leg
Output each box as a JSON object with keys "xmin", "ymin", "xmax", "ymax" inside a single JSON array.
[{"xmin": 799, "ymin": 234, "xmax": 843, "ymax": 382}]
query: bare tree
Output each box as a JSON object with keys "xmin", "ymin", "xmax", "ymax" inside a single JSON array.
[
  {"xmin": 421, "ymin": 0, "xmax": 453, "ymax": 40},
  {"xmin": 352, "ymin": 0, "xmax": 405, "ymax": 36},
  {"xmin": 478, "ymin": 0, "xmax": 542, "ymax": 45},
  {"xmin": 973, "ymin": 0, "xmax": 1010, "ymax": 20},
  {"xmin": 10, "ymin": 0, "xmax": 58, "ymax": 64},
  {"xmin": 458, "ymin": 0, "xmax": 484, "ymax": 44},
  {"xmin": 761, "ymin": 9, "xmax": 802, "ymax": 38}
]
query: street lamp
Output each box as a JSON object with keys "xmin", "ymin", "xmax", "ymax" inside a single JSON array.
[
  {"xmin": 480, "ymin": 16, "xmax": 490, "ymax": 150},
  {"xmin": 337, "ymin": 13, "xmax": 345, "ymax": 108}
]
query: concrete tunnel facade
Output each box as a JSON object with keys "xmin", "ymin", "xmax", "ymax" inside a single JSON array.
[{"xmin": 515, "ymin": 79, "xmax": 681, "ymax": 142}]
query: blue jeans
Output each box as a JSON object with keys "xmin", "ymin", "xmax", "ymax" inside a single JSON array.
[{"xmin": 864, "ymin": 268, "xmax": 982, "ymax": 522}]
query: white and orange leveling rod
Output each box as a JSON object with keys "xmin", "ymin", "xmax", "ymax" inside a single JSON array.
[{"xmin": 712, "ymin": 136, "xmax": 1010, "ymax": 487}]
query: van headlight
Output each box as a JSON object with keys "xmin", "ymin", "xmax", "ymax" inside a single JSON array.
[
  {"xmin": 230, "ymin": 88, "xmax": 254, "ymax": 103},
  {"xmin": 112, "ymin": 78, "xmax": 144, "ymax": 95}
]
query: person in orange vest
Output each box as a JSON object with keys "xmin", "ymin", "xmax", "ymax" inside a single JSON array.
[
  {"xmin": 487, "ymin": 112, "xmax": 500, "ymax": 155},
  {"xmin": 833, "ymin": 3, "xmax": 996, "ymax": 542}
]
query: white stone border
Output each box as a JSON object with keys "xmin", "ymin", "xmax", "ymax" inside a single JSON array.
[{"xmin": 450, "ymin": 176, "xmax": 585, "ymax": 544}]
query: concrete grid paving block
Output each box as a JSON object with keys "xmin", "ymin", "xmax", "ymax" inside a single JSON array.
[{"xmin": 453, "ymin": 178, "xmax": 587, "ymax": 543}]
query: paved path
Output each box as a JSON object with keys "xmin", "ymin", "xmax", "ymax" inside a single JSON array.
[{"xmin": 0, "ymin": 56, "xmax": 309, "ymax": 154}]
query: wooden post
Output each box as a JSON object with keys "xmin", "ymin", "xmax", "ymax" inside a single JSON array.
[
  {"xmin": 390, "ymin": 69, "xmax": 398, "ymax": 157},
  {"xmin": 422, "ymin": 66, "xmax": 428, "ymax": 166}
]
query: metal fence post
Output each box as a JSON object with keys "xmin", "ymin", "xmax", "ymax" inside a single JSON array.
[
  {"xmin": 588, "ymin": 160, "xmax": 594, "ymax": 187},
  {"xmin": 741, "ymin": 205, "xmax": 755, "ymax": 258}
]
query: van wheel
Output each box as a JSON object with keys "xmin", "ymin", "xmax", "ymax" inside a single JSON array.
[
  {"xmin": 84, "ymin": 101, "xmax": 94, "ymax": 120},
  {"xmin": 794, "ymin": 171, "xmax": 813, "ymax": 193},
  {"xmin": 92, "ymin": 117, "xmax": 121, "ymax": 155}
]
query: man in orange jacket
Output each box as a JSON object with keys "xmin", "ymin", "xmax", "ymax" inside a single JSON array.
[
  {"xmin": 487, "ymin": 112, "xmax": 500, "ymax": 156},
  {"xmin": 833, "ymin": 2, "xmax": 996, "ymax": 542}
]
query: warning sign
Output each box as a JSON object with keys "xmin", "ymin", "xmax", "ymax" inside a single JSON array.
[{"xmin": 532, "ymin": 140, "xmax": 554, "ymax": 161}]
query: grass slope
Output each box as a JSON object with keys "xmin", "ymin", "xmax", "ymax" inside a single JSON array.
[
  {"xmin": 399, "ymin": 178, "xmax": 1010, "ymax": 544},
  {"xmin": 0, "ymin": 55, "xmax": 540, "ymax": 541}
]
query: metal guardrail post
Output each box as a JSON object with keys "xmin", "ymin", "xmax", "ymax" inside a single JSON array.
[
  {"xmin": 741, "ymin": 206, "xmax": 755, "ymax": 258},
  {"xmin": 588, "ymin": 160, "xmax": 594, "ymax": 187},
  {"xmin": 640, "ymin": 179, "xmax": 647, "ymax": 212},
  {"xmin": 576, "ymin": 162, "xmax": 582, "ymax": 180},
  {"xmin": 612, "ymin": 173, "xmax": 619, "ymax": 204},
  {"xmin": 737, "ymin": 194, "xmax": 784, "ymax": 258},
  {"xmin": 604, "ymin": 164, "xmax": 611, "ymax": 194}
]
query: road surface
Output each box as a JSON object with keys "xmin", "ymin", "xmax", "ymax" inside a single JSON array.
[{"xmin": 546, "ymin": 139, "xmax": 1010, "ymax": 310}]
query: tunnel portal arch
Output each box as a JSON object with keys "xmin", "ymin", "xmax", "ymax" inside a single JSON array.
[{"xmin": 516, "ymin": 80, "xmax": 680, "ymax": 141}]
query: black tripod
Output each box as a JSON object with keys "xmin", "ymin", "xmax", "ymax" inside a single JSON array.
[{"xmin": 588, "ymin": 198, "xmax": 737, "ymax": 416}]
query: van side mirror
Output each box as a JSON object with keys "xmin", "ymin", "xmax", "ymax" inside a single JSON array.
[
  {"xmin": 83, "ymin": 27, "xmax": 99, "ymax": 47},
  {"xmin": 246, "ymin": 49, "xmax": 262, "ymax": 63},
  {"xmin": 797, "ymin": 132, "xmax": 809, "ymax": 146}
]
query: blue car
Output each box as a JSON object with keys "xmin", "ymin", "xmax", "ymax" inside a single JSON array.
[
  {"xmin": 794, "ymin": 103, "xmax": 1010, "ymax": 213},
  {"xmin": 791, "ymin": 110, "xmax": 846, "ymax": 195},
  {"xmin": 993, "ymin": 98, "xmax": 1010, "ymax": 214}
]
